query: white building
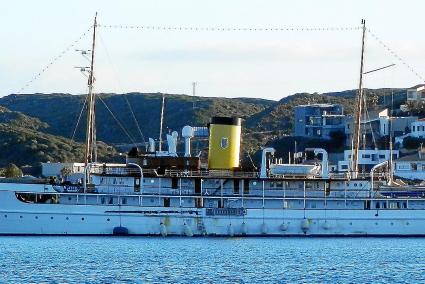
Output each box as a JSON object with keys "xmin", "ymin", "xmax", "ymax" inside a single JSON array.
[
  {"xmin": 395, "ymin": 119, "xmax": 425, "ymax": 146},
  {"xmin": 42, "ymin": 162, "xmax": 85, "ymax": 182},
  {"xmin": 394, "ymin": 151, "xmax": 425, "ymax": 180},
  {"xmin": 338, "ymin": 149, "xmax": 399, "ymax": 172},
  {"xmin": 406, "ymin": 84, "xmax": 425, "ymax": 103}
]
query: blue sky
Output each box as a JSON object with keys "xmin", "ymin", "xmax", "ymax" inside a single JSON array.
[{"xmin": 1, "ymin": 0, "xmax": 424, "ymax": 100}]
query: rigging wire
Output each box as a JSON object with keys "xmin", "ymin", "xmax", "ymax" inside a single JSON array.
[
  {"xmin": 367, "ymin": 28, "xmax": 425, "ymax": 83},
  {"xmin": 97, "ymin": 32, "xmax": 146, "ymax": 145},
  {"xmin": 97, "ymin": 24, "xmax": 362, "ymax": 32},
  {"xmin": 71, "ymin": 89, "xmax": 89, "ymax": 141},
  {"xmin": 15, "ymin": 26, "xmax": 93, "ymax": 94},
  {"xmin": 96, "ymin": 95, "xmax": 138, "ymax": 145}
]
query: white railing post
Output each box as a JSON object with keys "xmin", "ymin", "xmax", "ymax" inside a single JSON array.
[{"xmin": 127, "ymin": 162, "xmax": 144, "ymax": 194}]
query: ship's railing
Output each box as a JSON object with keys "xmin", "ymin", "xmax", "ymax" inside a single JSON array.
[
  {"xmin": 14, "ymin": 191, "xmax": 423, "ymax": 210},
  {"xmin": 86, "ymin": 164, "xmax": 387, "ymax": 181},
  {"xmin": 164, "ymin": 169, "xmax": 259, "ymax": 178},
  {"xmin": 90, "ymin": 166, "xmax": 157, "ymax": 176}
]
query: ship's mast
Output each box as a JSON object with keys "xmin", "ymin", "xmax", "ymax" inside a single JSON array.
[
  {"xmin": 84, "ymin": 13, "xmax": 98, "ymax": 165},
  {"xmin": 350, "ymin": 19, "xmax": 366, "ymax": 179}
]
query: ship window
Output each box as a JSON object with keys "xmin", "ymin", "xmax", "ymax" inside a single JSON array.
[
  {"xmin": 113, "ymin": 178, "xmax": 117, "ymax": 184},
  {"xmin": 403, "ymin": 202, "xmax": 408, "ymax": 208},
  {"xmin": 122, "ymin": 198, "xmax": 127, "ymax": 205},
  {"xmin": 164, "ymin": 198, "xmax": 170, "ymax": 207},
  {"xmin": 151, "ymin": 179, "xmax": 155, "ymax": 183},
  {"xmin": 233, "ymin": 179, "xmax": 240, "ymax": 194},
  {"xmin": 376, "ymin": 202, "xmax": 380, "ymax": 209},
  {"xmin": 101, "ymin": 197, "xmax": 105, "ymax": 204},
  {"xmin": 243, "ymin": 180, "xmax": 249, "ymax": 194},
  {"xmin": 171, "ymin": 178, "xmax": 178, "ymax": 189}
]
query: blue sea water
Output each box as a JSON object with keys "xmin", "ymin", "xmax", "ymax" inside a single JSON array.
[{"xmin": 0, "ymin": 237, "xmax": 424, "ymax": 283}]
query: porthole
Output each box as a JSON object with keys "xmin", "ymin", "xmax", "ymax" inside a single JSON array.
[
  {"xmin": 35, "ymin": 216, "xmax": 38, "ymax": 219},
  {"xmin": 375, "ymin": 222, "xmax": 378, "ymax": 225},
  {"xmin": 107, "ymin": 218, "xmax": 110, "ymax": 221},
  {"xmin": 349, "ymin": 222, "xmax": 353, "ymax": 225},
  {"xmin": 68, "ymin": 197, "xmax": 72, "ymax": 201},
  {"xmin": 4, "ymin": 215, "xmax": 7, "ymax": 218},
  {"xmin": 390, "ymin": 222, "xmax": 394, "ymax": 226},
  {"xmin": 20, "ymin": 216, "xmax": 23, "ymax": 219},
  {"xmin": 51, "ymin": 217, "xmax": 54, "ymax": 220},
  {"xmin": 81, "ymin": 217, "xmax": 85, "ymax": 221},
  {"xmin": 406, "ymin": 222, "xmax": 410, "ymax": 225},
  {"xmin": 66, "ymin": 217, "xmax": 69, "ymax": 220},
  {"xmin": 354, "ymin": 183, "xmax": 357, "ymax": 187}
]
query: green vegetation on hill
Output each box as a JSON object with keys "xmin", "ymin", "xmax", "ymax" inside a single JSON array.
[
  {"xmin": 0, "ymin": 107, "xmax": 120, "ymax": 168},
  {"xmin": 0, "ymin": 93, "xmax": 273, "ymax": 144},
  {"xmin": 0, "ymin": 87, "xmax": 410, "ymax": 168}
]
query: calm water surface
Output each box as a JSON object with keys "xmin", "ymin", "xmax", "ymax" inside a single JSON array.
[{"xmin": 0, "ymin": 236, "xmax": 424, "ymax": 283}]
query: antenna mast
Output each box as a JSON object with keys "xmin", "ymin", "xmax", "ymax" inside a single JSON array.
[
  {"xmin": 158, "ymin": 93, "xmax": 165, "ymax": 152},
  {"xmin": 192, "ymin": 82, "xmax": 197, "ymax": 109},
  {"xmin": 84, "ymin": 13, "xmax": 98, "ymax": 165},
  {"xmin": 350, "ymin": 19, "xmax": 366, "ymax": 179}
]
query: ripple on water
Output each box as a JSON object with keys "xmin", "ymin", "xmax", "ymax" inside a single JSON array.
[{"xmin": 0, "ymin": 237, "xmax": 425, "ymax": 283}]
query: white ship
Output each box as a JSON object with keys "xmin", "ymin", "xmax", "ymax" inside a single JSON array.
[{"xmin": 1, "ymin": 18, "xmax": 425, "ymax": 236}]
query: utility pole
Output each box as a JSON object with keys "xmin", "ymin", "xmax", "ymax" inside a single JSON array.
[
  {"xmin": 158, "ymin": 93, "xmax": 165, "ymax": 152},
  {"xmin": 192, "ymin": 82, "xmax": 197, "ymax": 110}
]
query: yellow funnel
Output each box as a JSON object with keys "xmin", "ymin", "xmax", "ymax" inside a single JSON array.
[{"xmin": 208, "ymin": 117, "xmax": 241, "ymax": 170}]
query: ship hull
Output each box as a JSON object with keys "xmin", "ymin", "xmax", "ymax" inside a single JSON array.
[{"xmin": 2, "ymin": 191, "xmax": 425, "ymax": 236}]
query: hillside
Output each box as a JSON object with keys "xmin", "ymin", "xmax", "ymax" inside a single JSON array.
[
  {"xmin": 0, "ymin": 93, "xmax": 274, "ymax": 144},
  {"xmin": 0, "ymin": 107, "xmax": 120, "ymax": 168},
  {"xmin": 0, "ymin": 87, "xmax": 410, "ymax": 168}
]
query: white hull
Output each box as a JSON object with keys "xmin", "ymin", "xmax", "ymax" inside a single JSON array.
[{"xmin": 1, "ymin": 191, "xmax": 425, "ymax": 236}]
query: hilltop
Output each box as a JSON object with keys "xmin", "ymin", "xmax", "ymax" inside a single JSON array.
[{"xmin": 0, "ymin": 87, "xmax": 410, "ymax": 169}]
